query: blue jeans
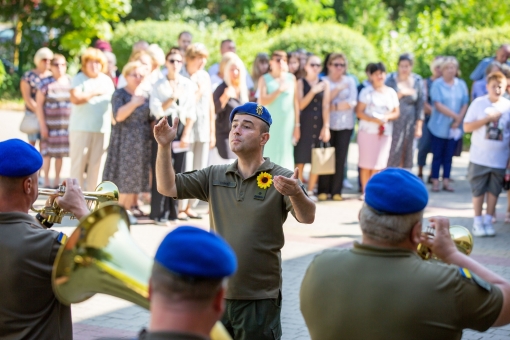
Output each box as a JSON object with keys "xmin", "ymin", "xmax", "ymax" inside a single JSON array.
[
  {"xmin": 430, "ymin": 133, "xmax": 457, "ymax": 179},
  {"xmin": 417, "ymin": 115, "xmax": 431, "ymax": 167}
]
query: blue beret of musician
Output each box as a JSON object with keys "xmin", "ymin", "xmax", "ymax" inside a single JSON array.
[
  {"xmin": 0, "ymin": 139, "xmax": 43, "ymax": 177},
  {"xmin": 155, "ymin": 226, "xmax": 237, "ymax": 279},
  {"xmin": 229, "ymin": 103, "xmax": 272, "ymax": 126},
  {"xmin": 365, "ymin": 168, "xmax": 428, "ymax": 215}
]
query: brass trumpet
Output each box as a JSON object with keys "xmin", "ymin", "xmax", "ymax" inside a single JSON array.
[
  {"xmin": 32, "ymin": 181, "xmax": 119, "ymax": 223},
  {"xmin": 417, "ymin": 225, "xmax": 473, "ymax": 260}
]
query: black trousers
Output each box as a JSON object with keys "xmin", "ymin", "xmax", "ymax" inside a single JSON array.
[
  {"xmin": 318, "ymin": 129, "xmax": 352, "ymax": 195},
  {"xmin": 149, "ymin": 118, "xmax": 186, "ymax": 221}
]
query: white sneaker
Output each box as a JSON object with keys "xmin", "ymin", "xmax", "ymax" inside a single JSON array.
[
  {"xmin": 484, "ymin": 221, "xmax": 496, "ymax": 237},
  {"xmin": 472, "ymin": 221, "xmax": 486, "ymax": 237},
  {"xmin": 343, "ymin": 179, "xmax": 353, "ymax": 189}
]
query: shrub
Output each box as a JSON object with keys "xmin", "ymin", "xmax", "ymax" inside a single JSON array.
[
  {"xmin": 267, "ymin": 22, "xmax": 379, "ymax": 80},
  {"xmin": 0, "ymin": 59, "xmax": 5, "ymax": 89},
  {"xmin": 0, "ymin": 72, "xmax": 21, "ymax": 100},
  {"xmin": 440, "ymin": 25, "xmax": 510, "ymax": 86}
]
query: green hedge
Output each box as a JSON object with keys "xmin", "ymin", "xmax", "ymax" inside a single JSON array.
[
  {"xmin": 111, "ymin": 21, "xmax": 377, "ymax": 79},
  {"xmin": 441, "ymin": 25, "xmax": 510, "ymax": 86},
  {"xmin": 267, "ymin": 23, "xmax": 378, "ymax": 80},
  {"xmin": 0, "ymin": 60, "xmax": 5, "ymax": 89}
]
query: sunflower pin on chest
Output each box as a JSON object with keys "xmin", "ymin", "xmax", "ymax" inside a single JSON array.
[{"xmin": 254, "ymin": 172, "xmax": 272, "ymax": 200}]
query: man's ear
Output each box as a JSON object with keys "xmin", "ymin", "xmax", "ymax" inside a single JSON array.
[
  {"xmin": 410, "ymin": 221, "xmax": 423, "ymax": 246},
  {"xmin": 213, "ymin": 286, "xmax": 226, "ymax": 314},
  {"xmin": 260, "ymin": 132, "xmax": 270, "ymax": 146},
  {"xmin": 148, "ymin": 278, "xmax": 153, "ymax": 302},
  {"xmin": 23, "ymin": 176, "xmax": 33, "ymax": 195}
]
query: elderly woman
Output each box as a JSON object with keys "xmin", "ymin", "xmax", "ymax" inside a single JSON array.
[
  {"xmin": 20, "ymin": 47, "xmax": 53, "ymax": 148},
  {"xmin": 180, "ymin": 43, "xmax": 215, "ymax": 219},
  {"xmin": 418, "ymin": 56, "xmax": 444, "ymax": 181},
  {"xmin": 356, "ymin": 62, "xmax": 400, "ymax": 198},
  {"xmin": 428, "ymin": 57, "xmax": 469, "ymax": 192},
  {"xmin": 102, "ymin": 61, "xmax": 153, "ymax": 220},
  {"xmin": 385, "ymin": 53, "xmax": 425, "ymax": 169},
  {"xmin": 150, "ymin": 48, "xmax": 196, "ymax": 224},
  {"xmin": 318, "ymin": 53, "xmax": 357, "ymax": 201},
  {"xmin": 69, "ymin": 47, "xmax": 115, "ymax": 191},
  {"xmin": 258, "ymin": 50, "xmax": 300, "ymax": 171},
  {"xmin": 34, "ymin": 54, "xmax": 71, "ymax": 188},
  {"xmin": 213, "ymin": 54, "xmax": 248, "ymax": 163}
]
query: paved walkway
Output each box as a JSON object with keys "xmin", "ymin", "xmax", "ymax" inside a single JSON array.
[{"xmin": 2, "ymin": 109, "xmax": 510, "ymax": 339}]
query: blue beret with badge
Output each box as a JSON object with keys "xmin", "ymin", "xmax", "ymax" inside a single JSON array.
[
  {"xmin": 155, "ymin": 226, "xmax": 237, "ymax": 279},
  {"xmin": 0, "ymin": 139, "xmax": 43, "ymax": 177},
  {"xmin": 229, "ymin": 102, "xmax": 272, "ymax": 126},
  {"xmin": 365, "ymin": 168, "xmax": 428, "ymax": 215}
]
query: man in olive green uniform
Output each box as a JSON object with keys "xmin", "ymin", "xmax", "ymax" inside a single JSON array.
[
  {"xmin": 154, "ymin": 103, "xmax": 316, "ymax": 340},
  {"xmin": 139, "ymin": 226, "xmax": 237, "ymax": 340},
  {"xmin": 300, "ymin": 168, "xmax": 510, "ymax": 340},
  {"xmin": 0, "ymin": 139, "xmax": 90, "ymax": 339}
]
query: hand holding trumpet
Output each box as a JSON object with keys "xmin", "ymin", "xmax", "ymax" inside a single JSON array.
[{"xmin": 418, "ymin": 217, "xmax": 462, "ymax": 263}]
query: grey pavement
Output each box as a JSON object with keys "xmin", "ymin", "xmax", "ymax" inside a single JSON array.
[{"xmin": 2, "ymin": 108, "xmax": 510, "ymax": 339}]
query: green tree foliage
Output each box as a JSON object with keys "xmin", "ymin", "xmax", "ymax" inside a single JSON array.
[
  {"xmin": 267, "ymin": 22, "xmax": 378, "ymax": 79},
  {"xmin": 44, "ymin": 0, "xmax": 131, "ymax": 55},
  {"xmin": 122, "ymin": 0, "xmax": 175, "ymax": 21},
  {"xmin": 441, "ymin": 25, "xmax": 510, "ymax": 86}
]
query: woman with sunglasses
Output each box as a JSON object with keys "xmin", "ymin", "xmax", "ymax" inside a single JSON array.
[
  {"xmin": 102, "ymin": 61, "xmax": 153, "ymax": 224},
  {"xmin": 20, "ymin": 47, "xmax": 54, "ymax": 149},
  {"xmin": 34, "ymin": 54, "xmax": 71, "ymax": 188},
  {"xmin": 258, "ymin": 50, "xmax": 300, "ymax": 171},
  {"xmin": 294, "ymin": 55, "xmax": 330, "ymax": 201},
  {"xmin": 317, "ymin": 53, "xmax": 358, "ymax": 201},
  {"xmin": 149, "ymin": 48, "xmax": 196, "ymax": 224}
]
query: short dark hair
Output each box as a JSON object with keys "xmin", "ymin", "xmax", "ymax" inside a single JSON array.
[
  {"xmin": 367, "ymin": 62, "xmax": 386, "ymax": 75},
  {"xmin": 398, "ymin": 53, "xmax": 414, "ymax": 66},
  {"xmin": 151, "ymin": 262, "xmax": 223, "ymax": 304},
  {"xmin": 365, "ymin": 62, "xmax": 376, "ymax": 73},
  {"xmin": 178, "ymin": 31, "xmax": 192, "ymax": 39},
  {"xmin": 165, "ymin": 47, "xmax": 182, "ymax": 60},
  {"xmin": 260, "ymin": 121, "xmax": 270, "ymax": 134}
]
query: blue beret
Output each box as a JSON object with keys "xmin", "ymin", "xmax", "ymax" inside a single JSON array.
[
  {"xmin": 365, "ymin": 168, "xmax": 428, "ymax": 214},
  {"xmin": 155, "ymin": 226, "xmax": 237, "ymax": 279},
  {"xmin": 0, "ymin": 139, "xmax": 43, "ymax": 177},
  {"xmin": 229, "ymin": 103, "xmax": 272, "ymax": 126}
]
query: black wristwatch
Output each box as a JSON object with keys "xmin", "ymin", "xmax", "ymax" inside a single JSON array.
[{"xmin": 36, "ymin": 213, "xmax": 54, "ymax": 228}]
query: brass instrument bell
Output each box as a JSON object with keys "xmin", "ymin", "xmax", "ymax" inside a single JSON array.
[
  {"xmin": 417, "ymin": 225, "xmax": 473, "ymax": 260},
  {"xmin": 52, "ymin": 203, "xmax": 232, "ymax": 340},
  {"xmin": 32, "ymin": 181, "xmax": 119, "ymax": 223}
]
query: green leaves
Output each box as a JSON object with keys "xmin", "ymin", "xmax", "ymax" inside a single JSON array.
[{"xmin": 44, "ymin": 0, "xmax": 131, "ymax": 55}]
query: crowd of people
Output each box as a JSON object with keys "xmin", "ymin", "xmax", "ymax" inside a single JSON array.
[{"xmin": 20, "ymin": 35, "xmax": 510, "ymax": 236}]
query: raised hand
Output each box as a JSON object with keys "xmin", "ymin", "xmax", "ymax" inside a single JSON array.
[
  {"xmin": 154, "ymin": 117, "xmax": 179, "ymax": 147},
  {"xmin": 131, "ymin": 95, "xmax": 146, "ymax": 107},
  {"xmin": 274, "ymin": 168, "xmax": 302, "ymax": 197},
  {"xmin": 419, "ymin": 216, "xmax": 458, "ymax": 262},
  {"xmin": 55, "ymin": 178, "xmax": 89, "ymax": 220},
  {"xmin": 311, "ymin": 82, "xmax": 326, "ymax": 94}
]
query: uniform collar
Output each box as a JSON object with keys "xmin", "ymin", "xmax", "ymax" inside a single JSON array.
[
  {"xmin": 352, "ymin": 241, "xmax": 417, "ymax": 258},
  {"xmin": 0, "ymin": 211, "xmax": 40, "ymax": 226},
  {"xmin": 225, "ymin": 157, "xmax": 275, "ymax": 178}
]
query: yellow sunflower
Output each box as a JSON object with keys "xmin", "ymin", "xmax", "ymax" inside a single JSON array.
[{"xmin": 256, "ymin": 172, "xmax": 273, "ymax": 189}]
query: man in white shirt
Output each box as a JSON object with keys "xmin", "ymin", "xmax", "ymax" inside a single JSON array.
[
  {"xmin": 464, "ymin": 71, "xmax": 510, "ymax": 237},
  {"xmin": 208, "ymin": 39, "xmax": 254, "ymax": 91}
]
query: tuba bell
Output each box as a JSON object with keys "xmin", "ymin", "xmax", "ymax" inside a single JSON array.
[
  {"xmin": 52, "ymin": 202, "xmax": 232, "ymax": 340},
  {"xmin": 33, "ymin": 181, "xmax": 119, "ymax": 223},
  {"xmin": 417, "ymin": 225, "xmax": 474, "ymax": 260}
]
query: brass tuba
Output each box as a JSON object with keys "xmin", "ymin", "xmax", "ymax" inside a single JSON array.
[
  {"xmin": 32, "ymin": 181, "xmax": 119, "ymax": 223},
  {"xmin": 52, "ymin": 202, "xmax": 232, "ymax": 340},
  {"xmin": 417, "ymin": 225, "xmax": 474, "ymax": 260}
]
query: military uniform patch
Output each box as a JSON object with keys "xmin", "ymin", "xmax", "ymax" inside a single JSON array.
[
  {"xmin": 57, "ymin": 232, "xmax": 67, "ymax": 245},
  {"xmin": 459, "ymin": 267, "xmax": 491, "ymax": 291}
]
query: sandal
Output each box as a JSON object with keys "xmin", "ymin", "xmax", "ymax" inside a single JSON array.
[
  {"xmin": 505, "ymin": 212, "xmax": 510, "ymax": 224},
  {"xmin": 442, "ymin": 186, "xmax": 454, "ymax": 192},
  {"xmin": 431, "ymin": 184, "xmax": 440, "ymax": 192},
  {"xmin": 130, "ymin": 206, "xmax": 146, "ymax": 217}
]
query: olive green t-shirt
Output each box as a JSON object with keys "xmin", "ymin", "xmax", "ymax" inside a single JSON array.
[
  {"xmin": 300, "ymin": 242, "xmax": 503, "ymax": 340},
  {"xmin": 175, "ymin": 158, "xmax": 305, "ymax": 300}
]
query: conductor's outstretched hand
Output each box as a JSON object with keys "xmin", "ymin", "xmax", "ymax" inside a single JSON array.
[
  {"xmin": 274, "ymin": 168, "xmax": 302, "ymax": 197},
  {"xmin": 154, "ymin": 117, "xmax": 179, "ymax": 147}
]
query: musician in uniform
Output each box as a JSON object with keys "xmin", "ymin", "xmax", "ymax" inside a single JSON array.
[
  {"xmin": 300, "ymin": 168, "xmax": 510, "ymax": 339},
  {"xmin": 0, "ymin": 139, "xmax": 90, "ymax": 339},
  {"xmin": 139, "ymin": 226, "xmax": 237, "ymax": 340},
  {"xmin": 154, "ymin": 102, "xmax": 316, "ymax": 339}
]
